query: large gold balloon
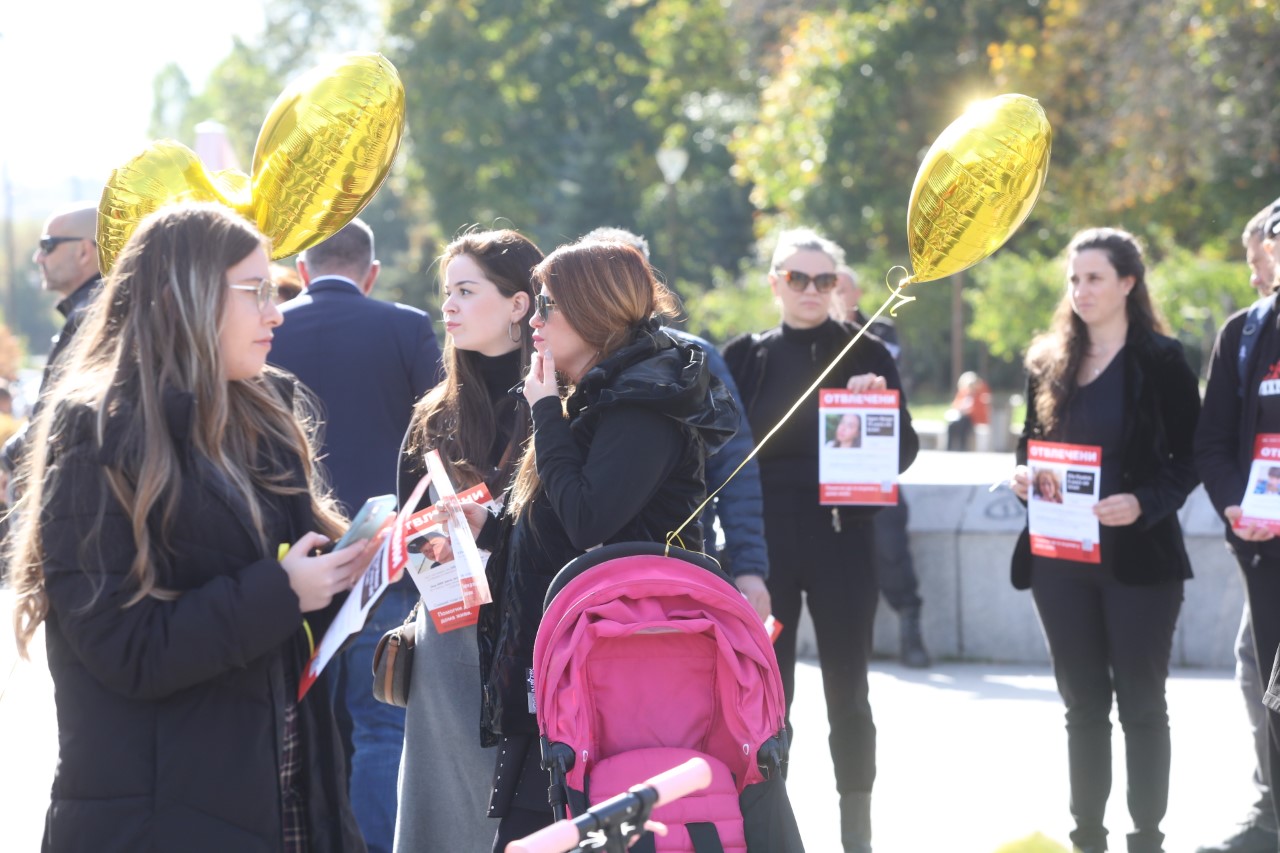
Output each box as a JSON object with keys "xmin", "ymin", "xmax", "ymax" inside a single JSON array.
[
  {"xmin": 252, "ymin": 52, "xmax": 405, "ymax": 259},
  {"xmin": 97, "ymin": 142, "xmax": 253, "ymax": 273},
  {"xmin": 906, "ymin": 94, "xmax": 1052, "ymax": 285},
  {"xmin": 97, "ymin": 52, "xmax": 405, "ymax": 273}
]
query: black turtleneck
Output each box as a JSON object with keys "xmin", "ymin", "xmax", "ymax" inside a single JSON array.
[{"xmin": 396, "ymin": 348, "xmax": 526, "ymax": 505}]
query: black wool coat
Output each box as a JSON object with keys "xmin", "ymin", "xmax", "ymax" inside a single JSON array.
[
  {"xmin": 38, "ymin": 381, "xmax": 364, "ymax": 853},
  {"xmin": 1010, "ymin": 326, "xmax": 1201, "ymax": 589}
]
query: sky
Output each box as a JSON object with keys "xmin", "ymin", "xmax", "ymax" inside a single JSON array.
[{"xmin": 1, "ymin": 0, "xmax": 265, "ymax": 219}]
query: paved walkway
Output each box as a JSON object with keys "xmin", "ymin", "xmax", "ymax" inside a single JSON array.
[{"xmin": 0, "ymin": 589, "xmax": 1260, "ymax": 852}]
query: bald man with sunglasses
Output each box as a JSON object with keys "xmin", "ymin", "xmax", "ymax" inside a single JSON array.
[{"xmin": 3, "ymin": 203, "xmax": 103, "ymax": 485}]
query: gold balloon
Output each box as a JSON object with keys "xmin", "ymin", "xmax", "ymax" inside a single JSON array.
[
  {"xmin": 97, "ymin": 52, "xmax": 405, "ymax": 273},
  {"xmin": 906, "ymin": 94, "xmax": 1052, "ymax": 285},
  {"xmin": 252, "ymin": 52, "xmax": 405, "ymax": 259},
  {"xmin": 97, "ymin": 142, "xmax": 252, "ymax": 273}
]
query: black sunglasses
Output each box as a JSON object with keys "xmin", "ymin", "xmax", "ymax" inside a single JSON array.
[
  {"xmin": 536, "ymin": 293, "xmax": 557, "ymax": 322},
  {"xmin": 778, "ymin": 269, "xmax": 839, "ymax": 293},
  {"xmin": 39, "ymin": 236, "xmax": 90, "ymax": 254}
]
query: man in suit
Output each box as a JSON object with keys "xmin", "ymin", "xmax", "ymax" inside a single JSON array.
[{"xmin": 269, "ymin": 219, "xmax": 441, "ymax": 853}]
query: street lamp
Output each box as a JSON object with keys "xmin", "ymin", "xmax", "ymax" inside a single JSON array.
[{"xmin": 656, "ymin": 146, "xmax": 688, "ymax": 291}]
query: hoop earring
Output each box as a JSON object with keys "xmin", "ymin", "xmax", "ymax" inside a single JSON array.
[{"xmin": 508, "ymin": 321, "xmax": 520, "ymax": 343}]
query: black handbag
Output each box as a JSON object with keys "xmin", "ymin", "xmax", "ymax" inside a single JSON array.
[{"xmin": 371, "ymin": 601, "xmax": 419, "ymax": 707}]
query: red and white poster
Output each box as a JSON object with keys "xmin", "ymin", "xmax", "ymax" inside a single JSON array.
[
  {"xmin": 818, "ymin": 389, "xmax": 900, "ymax": 506},
  {"xmin": 1026, "ymin": 439, "xmax": 1102, "ymax": 564},
  {"xmin": 399, "ymin": 481, "xmax": 496, "ymax": 633},
  {"xmin": 1235, "ymin": 434, "xmax": 1280, "ymax": 534}
]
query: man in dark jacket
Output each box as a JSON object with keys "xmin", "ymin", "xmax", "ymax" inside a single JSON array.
[
  {"xmin": 3, "ymin": 203, "xmax": 103, "ymax": 485},
  {"xmin": 269, "ymin": 219, "xmax": 441, "ymax": 853},
  {"xmin": 1195, "ymin": 199, "xmax": 1280, "ymax": 853}
]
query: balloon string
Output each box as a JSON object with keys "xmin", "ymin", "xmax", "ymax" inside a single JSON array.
[{"xmin": 666, "ymin": 279, "xmax": 918, "ymax": 552}]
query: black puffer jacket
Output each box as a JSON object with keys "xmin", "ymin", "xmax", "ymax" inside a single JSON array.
[
  {"xmin": 477, "ymin": 322, "xmax": 738, "ymax": 743},
  {"xmin": 39, "ymin": 378, "xmax": 363, "ymax": 853}
]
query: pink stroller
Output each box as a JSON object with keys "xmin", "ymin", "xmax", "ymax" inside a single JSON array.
[{"xmin": 530, "ymin": 543, "xmax": 805, "ymax": 852}]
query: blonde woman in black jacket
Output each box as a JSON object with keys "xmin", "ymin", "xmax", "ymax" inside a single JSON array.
[
  {"xmin": 9, "ymin": 204, "xmax": 377, "ymax": 852},
  {"xmin": 1008, "ymin": 228, "xmax": 1201, "ymax": 853}
]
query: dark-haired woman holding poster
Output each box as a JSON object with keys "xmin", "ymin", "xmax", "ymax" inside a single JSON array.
[{"xmin": 1008, "ymin": 227, "xmax": 1200, "ymax": 853}]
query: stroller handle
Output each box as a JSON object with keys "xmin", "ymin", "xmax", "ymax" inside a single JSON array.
[{"xmin": 505, "ymin": 757, "xmax": 712, "ymax": 853}]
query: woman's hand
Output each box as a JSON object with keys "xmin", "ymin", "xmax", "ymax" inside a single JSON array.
[
  {"xmin": 1010, "ymin": 465, "xmax": 1030, "ymax": 501},
  {"xmin": 734, "ymin": 574, "xmax": 771, "ymax": 623},
  {"xmin": 281, "ymin": 531, "xmax": 382, "ymax": 613},
  {"xmin": 845, "ymin": 373, "xmax": 887, "ymax": 393},
  {"xmin": 523, "ymin": 347, "xmax": 559, "ymax": 407},
  {"xmin": 1094, "ymin": 493, "xmax": 1142, "ymax": 527},
  {"xmin": 1226, "ymin": 506, "xmax": 1277, "ymax": 542}
]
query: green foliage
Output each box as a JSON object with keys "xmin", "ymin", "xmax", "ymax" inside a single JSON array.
[
  {"xmin": 966, "ymin": 250, "xmax": 1062, "ymax": 363},
  {"xmin": 1147, "ymin": 244, "xmax": 1254, "ymax": 376}
]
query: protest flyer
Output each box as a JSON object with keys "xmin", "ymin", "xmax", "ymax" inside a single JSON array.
[
  {"xmin": 1026, "ymin": 439, "xmax": 1102, "ymax": 564},
  {"xmin": 297, "ymin": 475, "xmax": 428, "ymax": 700},
  {"xmin": 399, "ymin": 481, "xmax": 495, "ymax": 633},
  {"xmin": 1235, "ymin": 434, "xmax": 1280, "ymax": 534},
  {"xmin": 818, "ymin": 389, "xmax": 900, "ymax": 506}
]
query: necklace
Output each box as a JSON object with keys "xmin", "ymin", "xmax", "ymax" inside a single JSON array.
[{"xmin": 1085, "ymin": 345, "xmax": 1120, "ymax": 378}]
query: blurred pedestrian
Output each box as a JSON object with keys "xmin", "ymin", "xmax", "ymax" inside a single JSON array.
[
  {"xmin": 1010, "ymin": 227, "xmax": 1200, "ymax": 853},
  {"xmin": 946, "ymin": 371, "xmax": 991, "ymax": 451}
]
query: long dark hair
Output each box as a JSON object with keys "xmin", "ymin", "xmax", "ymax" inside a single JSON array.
[
  {"xmin": 1025, "ymin": 227, "xmax": 1167, "ymax": 435},
  {"xmin": 407, "ymin": 229, "xmax": 543, "ymax": 493}
]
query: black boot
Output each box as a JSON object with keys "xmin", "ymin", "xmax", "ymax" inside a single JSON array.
[
  {"xmin": 899, "ymin": 606, "xmax": 931, "ymax": 668},
  {"xmin": 840, "ymin": 792, "xmax": 872, "ymax": 853}
]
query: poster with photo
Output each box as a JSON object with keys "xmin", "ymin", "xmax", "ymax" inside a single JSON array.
[
  {"xmin": 818, "ymin": 389, "xmax": 900, "ymax": 506},
  {"xmin": 1026, "ymin": 439, "xmax": 1102, "ymax": 564},
  {"xmin": 1235, "ymin": 434, "xmax": 1280, "ymax": 534}
]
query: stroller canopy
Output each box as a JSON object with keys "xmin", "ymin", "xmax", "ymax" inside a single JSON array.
[{"xmin": 533, "ymin": 543, "xmax": 788, "ymax": 794}]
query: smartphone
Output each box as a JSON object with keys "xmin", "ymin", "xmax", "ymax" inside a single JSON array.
[{"xmin": 333, "ymin": 494, "xmax": 398, "ymax": 551}]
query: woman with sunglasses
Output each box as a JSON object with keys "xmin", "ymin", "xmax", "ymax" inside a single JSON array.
[
  {"xmin": 394, "ymin": 229, "xmax": 543, "ymax": 853},
  {"xmin": 722, "ymin": 227, "xmax": 918, "ymax": 853},
  {"xmin": 474, "ymin": 238, "xmax": 738, "ymax": 849},
  {"xmin": 1009, "ymin": 228, "xmax": 1200, "ymax": 853},
  {"xmin": 8, "ymin": 203, "xmax": 378, "ymax": 852}
]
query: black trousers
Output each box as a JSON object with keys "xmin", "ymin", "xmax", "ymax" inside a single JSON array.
[
  {"xmin": 874, "ymin": 499, "xmax": 922, "ymax": 613},
  {"xmin": 1235, "ymin": 550, "xmax": 1280, "ymax": 835},
  {"xmin": 1030, "ymin": 560, "xmax": 1182, "ymax": 853},
  {"xmin": 766, "ymin": 505, "xmax": 879, "ymax": 796}
]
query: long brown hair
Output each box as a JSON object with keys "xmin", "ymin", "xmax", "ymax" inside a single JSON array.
[
  {"xmin": 1025, "ymin": 227, "xmax": 1167, "ymax": 435},
  {"xmin": 507, "ymin": 240, "xmax": 679, "ymax": 518},
  {"xmin": 407, "ymin": 229, "xmax": 543, "ymax": 493},
  {"xmin": 10, "ymin": 203, "xmax": 345, "ymax": 654}
]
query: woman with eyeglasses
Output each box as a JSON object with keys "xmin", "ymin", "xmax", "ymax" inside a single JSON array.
[
  {"xmin": 8, "ymin": 203, "xmax": 378, "ymax": 852},
  {"xmin": 393, "ymin": 229, "xmax": 543, "ymax": 853},
  {"xmin": 471, "ymin": 238, "xmax": 738, "ymax": 849},
  {"xmin": 1009, "ymin": 228, "xmax": 1200, "ymax": 853},
  {"xmin": 722, "ymin": 227, "xmax": 918, "ymax": 853}
]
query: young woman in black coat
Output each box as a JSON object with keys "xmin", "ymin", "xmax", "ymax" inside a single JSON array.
[
  {"xmin": 1007, "ymin": 228, "xmax": 1201, "ymax": 853},
  {"xmin": 394, "ymin": 229, "xmax": 542, "ymax": 853},
  {"xmin": 8, "ymin": 203, "xmax": 378, "ymax": 853},
  {"xmin": 721, "ymin": 227, "xmax": 918, "ymax": 853},
  {"xmin": 474, "ymin": 239, "xmax": 739, "ymax": 850}
]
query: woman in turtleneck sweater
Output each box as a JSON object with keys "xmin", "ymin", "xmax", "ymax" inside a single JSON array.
[
  {"xmin": 394, "ymin": 229, "xmax": 543, "ymax": 853},
  {"xmin": 722, "ymin": 227, "xmax": 918, "ymax": 853}
]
